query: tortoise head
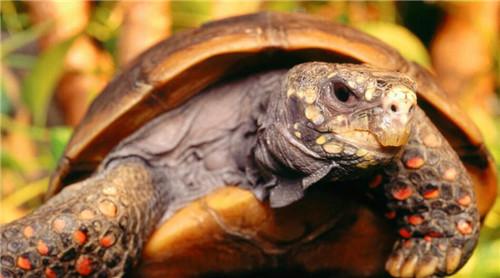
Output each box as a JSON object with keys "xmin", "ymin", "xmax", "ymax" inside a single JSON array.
[{"xmin": 265, "ymin": 62, "xmax": 417, "ymax": 174}]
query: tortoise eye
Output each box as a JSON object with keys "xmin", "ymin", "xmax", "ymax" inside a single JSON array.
[{"xmin": 333, "ymin": 82, "xmax": 357, "ymax": 104}]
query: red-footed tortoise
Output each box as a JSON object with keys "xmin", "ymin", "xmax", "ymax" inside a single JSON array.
[{"xmin": 1, "ymin": 12, "xmax": 497, "ymax": 278}]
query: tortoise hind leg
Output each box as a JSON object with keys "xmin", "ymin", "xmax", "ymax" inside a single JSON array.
[
  {"xmin": 0, "ymin": 158, "xmax": 167, "ymax": 277},
  {"xmin": 382, "ymin": 109, "xmax": 480, "ymax": 277}
]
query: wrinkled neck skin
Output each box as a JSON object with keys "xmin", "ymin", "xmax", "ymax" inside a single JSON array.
[{"xmin": 253, "ymin": 85, "xmax": 360, "ymax": 207}]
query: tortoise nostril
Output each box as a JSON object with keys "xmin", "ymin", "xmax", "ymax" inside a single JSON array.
[
  {"xmin": 391, "ymin": 104, "xmax": 398, "ymax": 113},
  {"xmin": 409, "ymin": 104, "xmax": 415, "ymax": 113}
]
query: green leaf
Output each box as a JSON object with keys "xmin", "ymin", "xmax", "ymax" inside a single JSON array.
[
  {"xmin": 49, "ymin": 126, "xmax": 72, "ymax": 162},
  {"xmin": 21, "ymin": 36, "xmax": 76, "ymax": 126},
  {"xmin": 353, "ymin": 22, "xmax": 431, "ymax": 69},
  {"xmin": 0, "ymin": 21, "xmax": 51, "ymax": 58},
  {"xmin": 0, "ymin": 83, "xmax": 12, "ymax": 114},
  {"xmin": 0, "ymin": 151, "xmax": 24, "ymax": 173}
]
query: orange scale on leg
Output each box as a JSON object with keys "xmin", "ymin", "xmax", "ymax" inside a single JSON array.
[
  {"xmin": 399, "ymin": 228, "xmax": 412, "ymax": 239},
  {"xmin": 37, "ymin": 240, "xmax": 50, "ymax": 255},
  {"xmin": 405, "ymin": 157, "xmax": 425, "ymax": 169},
  {"xmin": 457, "ymin": 220, "xmax": 473, "ymax": 235},
  {"xmin": 22, "ymin": 226, "xmax": 34, "ymax": 238},
  {"xmin": 76, "ymin": 256, "xmax": 93, "ymax": 276},
  {"xmin": 458, "ymin": 195, "xmax": 471, "ymax": 207},
  {"xmin": 45, "ymin": 268, "xmax": 57, "ymax": 278},
  {"xmin": 407, "ymin": 215, "xmax": 423, "ymax": 225},
  {"xmin": 73, "ymin": 230, "xmax": 87, "ymax": 245},
  {"xmin": 423, "ymin": 188, "xmax": 440, "ymax": 199},
  {"xmin": 369, "ymin": 174, "xmax": 383, "ymax": 188},
  {"xmin": 17, "ymin": 256, "xmax": 32, "ymax": 270},
  {"xmin": 393, "ymin": 186, "xmax": 412, "ymax": 200}
]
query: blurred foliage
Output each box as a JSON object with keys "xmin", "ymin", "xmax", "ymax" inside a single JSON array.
[{"xmin": 1, "ymin": 1, "xmax": 499, "ymax": 277}]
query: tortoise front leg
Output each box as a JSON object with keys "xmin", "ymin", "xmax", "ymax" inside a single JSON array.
[
  {"xmin": 0, "ymin": 158, "xmax": 166, "ymax": 277},
  {"xmin": 382, "ymin": 109, "xmax": 480, "ymax": 277}
]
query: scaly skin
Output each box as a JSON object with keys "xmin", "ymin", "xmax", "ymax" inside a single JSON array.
[
  {"xmin": 380, "ymin": 109, "xmax": 480, "ymax": 277},
  {"xmin": 0, "ymin": 159, "xmax": 166, "ymax": 278}
]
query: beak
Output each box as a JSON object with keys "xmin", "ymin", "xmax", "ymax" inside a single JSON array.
[{"xmin": 373, "ymin": 85, "xmax": 416, "ymax": 147}]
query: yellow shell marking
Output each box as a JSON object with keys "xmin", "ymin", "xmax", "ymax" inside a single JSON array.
[
  {"xmin": 304, "ymin": 105, "xmax": 324, "ymax": 125},
  {"xmin": 322, "ymin": 142, "xmax": 343, "ymax": 154}
]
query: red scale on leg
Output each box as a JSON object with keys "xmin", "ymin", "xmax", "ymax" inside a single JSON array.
[
  {"xmin": 385, "ymin": 211, "xmax": 396, "ymax": 220},
  {"xmin": 423, "ymin": 188, "xmax": 440, "ymax": 199},
  {"xmin": 399, "ymin": 228, "xmax": 412, "ymax": 239},
  {"xmin": 76, "ymin": 256, "xmax": 93, "ymax": 276},
  {"xmin": 407, "ymin": 215, "xmax": 423, "ymax": 225},
  {"xmin": 73, "ymin": 230, "xmax": 88, "ymax": 245},
  {"xmin": 405, "ymin": 157, "xmax": 425, "ymax": 169},
  {"xmin": 99, "ymin": 232, "xmax": 116, "ymax": 248},
  {"xmin": 369, "ymin": 174, "xmax": 383, "ymax": 188},
  {"xmin": 45, "ymin": 267, "xmax": 57, "ymax": 278},
  {"xmin": 427, "ymin": 231, "xmax": 443, "ymax": 238},
  {"xmin": 16, "ymin": 256, "xmax": 32, "ymax": 270},
  {"xmin": 392, "ymin": 185, "xmax": 412, "ymax": 201}
]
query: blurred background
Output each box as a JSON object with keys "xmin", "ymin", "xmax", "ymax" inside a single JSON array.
[{"xmin": 0, "ymin": 1, "xmax": 498, "ymax": 276}]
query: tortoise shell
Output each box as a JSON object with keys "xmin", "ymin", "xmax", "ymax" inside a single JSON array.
[{"xmin": 46, "ymin": 12, "xmax": 496, "ymax": 276}]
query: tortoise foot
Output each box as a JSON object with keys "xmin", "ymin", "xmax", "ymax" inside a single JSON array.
[{"xmin": 385, "ymin": 237, "xmax": 472, "ymax": 278}]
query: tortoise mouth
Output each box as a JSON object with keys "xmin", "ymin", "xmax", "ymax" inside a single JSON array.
[{"xmin": 334, "ymin": 130, "xmax": 400, "ymax": 155}]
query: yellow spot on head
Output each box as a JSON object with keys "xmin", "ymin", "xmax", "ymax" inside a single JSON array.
[
  {"xmin": 103, "ymin": 186, "xmax": 117, "ymax": 195},
  {"xmin": 304, "ymin": 89, "xmax": 317, "ymax": 104},
  {"xmin": 327, "ymin": 72, "xmax": 337, "ymax": 78},
  {"xmin": 365, "ymin": 84, "xmax": 376, "ymax": 101},
  {"xmin": 293, "ymin": 123, "xmax": 300, "ymax": 130},
  {"xmin": 355, "ymin": 75, "xmax": 367, "ymax": 84},
  {"xmin": 388, "ymin": 85, "xmax": 416, "ymax": 102},
  {"xmin": 323, "ymin": 142, "xmax": 343, "ymax": 154},
  {"xmin": 304, "ymin": 105, "xmax": 324, "ymax": 125},
  {"xmin": 315, "ymin": 135, "xmax": 327, "ymax": 145},
  {"xmin": 294, "ymin": 131, "xmax": 302, "ymax": 138}
]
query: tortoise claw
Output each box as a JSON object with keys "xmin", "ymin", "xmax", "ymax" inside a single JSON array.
[
  {"xmin": 400, "ymin": 255, "xmax": 418, "ymax": 277},
  {"xmin": 445, "ymin": 248, "xmax": 462, "ymax": 274},
  {"xmin": 386, "ymin": 238, "xmax": 469, "ymax": 278},
  {"xmin": 386, "ymin": 253, "xmax": 405, "ymax": 277},
  {"xmin": 415, "ymin": 257, "xmax": 439, "ymax": 278}
]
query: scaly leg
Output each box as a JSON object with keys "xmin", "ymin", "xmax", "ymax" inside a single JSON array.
[
  {"xmin": 381, "ymin": 109, "xmax": 480, "ymax": 277},
  {"xmin": 0, "ymin": 158, "xmax": 166, "ymax": 277}
]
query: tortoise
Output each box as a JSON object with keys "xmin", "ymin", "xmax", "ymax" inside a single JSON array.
[{"xmin": 0, "ymin": 12, "xmax": 497, "ymax": 278}]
